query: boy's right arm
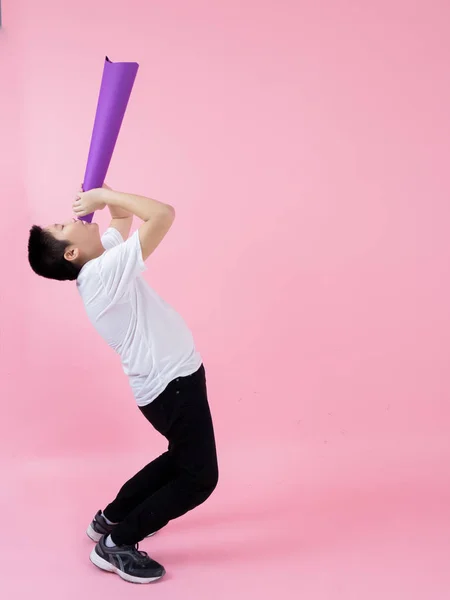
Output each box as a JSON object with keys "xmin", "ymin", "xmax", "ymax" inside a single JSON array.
[{"xmin": 105, "ymin": 191, "xmax": 175, "ymax": 261}]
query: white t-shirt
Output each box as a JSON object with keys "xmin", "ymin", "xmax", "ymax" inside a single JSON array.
[{"xmin": 76, "ymin": 228, "xmax": 202, "ymax": 406}]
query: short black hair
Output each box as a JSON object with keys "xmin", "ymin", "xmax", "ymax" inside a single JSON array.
[{"xmin": 28, "ymin": 225, "xmax": 81, "ymax": 281}]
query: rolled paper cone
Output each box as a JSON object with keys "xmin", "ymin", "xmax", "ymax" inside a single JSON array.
[{"xmin": 80, "ymin": 56, "xmax": 139, "ymax": 222}]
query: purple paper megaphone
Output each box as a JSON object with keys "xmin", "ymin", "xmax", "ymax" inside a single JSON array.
[{"xmin": 80, "ymin": 57, "xmax": 139, "ymax": 222}]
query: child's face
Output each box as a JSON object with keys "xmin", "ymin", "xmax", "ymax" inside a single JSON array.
[{"xmin": 46, "ymin": 218, "xmax": 101, "ymax": 260}]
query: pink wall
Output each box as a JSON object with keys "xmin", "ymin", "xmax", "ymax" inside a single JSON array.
[
  {"xmin": 0, "ymin": 3, "xmax": 31, "ymax": 456},
  {"xmin": 2, "ymin": 0, "xmax": 450, "ymax": 458}
]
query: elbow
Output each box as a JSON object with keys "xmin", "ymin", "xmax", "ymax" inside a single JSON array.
[
  {"xmin": 152, "ymin": 203, "xmax": 175, "ymax": 227},
  {"xmin": 164, "ymin": 204, "xmax": 176, "ymax": 222}
]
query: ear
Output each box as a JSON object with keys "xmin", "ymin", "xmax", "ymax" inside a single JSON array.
[{"xmin": 64, "ymin": 246, "xmax": 80, "ymax": 263}]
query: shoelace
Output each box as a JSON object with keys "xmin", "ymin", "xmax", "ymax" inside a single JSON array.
[{"xmin": 125, "ymin": 543, "xmax": 150, "ymax": 564}]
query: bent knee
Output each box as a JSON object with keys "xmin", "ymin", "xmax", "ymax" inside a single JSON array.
[
  {"xmin": 194, "ymin": 461, "xmax": 219, "ymax": 497},
  {"xmin": 205, "ymin": 463, "xmax": 219, "ymax": 493}
]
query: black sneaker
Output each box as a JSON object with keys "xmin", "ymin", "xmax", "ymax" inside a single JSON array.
[
  {"xmin": 86, "ymin": 510, "xmax": 159, "ymax": 542},
  {"xmin": 90, "ymin": 535, "xmax": 165, "ymax": 584},
  {"xmin": 86, "ymin": 511, "xmax": 113, "ymax": 542}
]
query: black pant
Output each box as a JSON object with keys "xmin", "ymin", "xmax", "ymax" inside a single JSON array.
[{"xmin": 104, "ymin": 365, "xmax": 218, "ymax": 546}]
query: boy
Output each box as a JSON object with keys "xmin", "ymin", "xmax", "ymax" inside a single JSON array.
[{"xmin": 27, "ymin": 186, "xmax": 218, "ymax": 584}]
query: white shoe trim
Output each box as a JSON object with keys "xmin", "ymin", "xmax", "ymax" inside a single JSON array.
[
  {"xmin": 89, "ymin": 547, "xmax": 164, "ymax": 584},
  {"xmin": 87, "ymin": 523, "xmax": 159, "ymax": 543},
  {"xmin": 86, "ymin": 523, "xmax": 102, "ymax": 543}
]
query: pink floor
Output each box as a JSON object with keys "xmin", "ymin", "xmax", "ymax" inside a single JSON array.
[{"xmin": 2, "ymin": 436, "xmax": 450, "ymax": 600}]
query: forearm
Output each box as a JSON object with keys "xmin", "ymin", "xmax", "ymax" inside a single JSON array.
[
  {"xmin": 108, "ymin": 203, "xmax": 132, "ymax": 219},
  {"xmin": 104, "ymin": 190, "xmax": 173, "ymax": 222}
]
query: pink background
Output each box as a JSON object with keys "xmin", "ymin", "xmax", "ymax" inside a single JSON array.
[{"xmin": 1, "ymin": 1, "xmax": 450, "ymax": 598}]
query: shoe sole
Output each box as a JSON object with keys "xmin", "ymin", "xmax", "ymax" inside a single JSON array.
[
  {"xmin": 89, "ymin": 547, "xmax": 165, "ymax": 584},
  {"xmin": 86, "ymin": 523, "xmax": 158, "ymax": 543},
  {"xmin": 86, "ymin": 524, "xmax": 102, "ymax": 543}
]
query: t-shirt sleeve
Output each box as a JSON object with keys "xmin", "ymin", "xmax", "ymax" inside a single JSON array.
[
  {"xmin": 97, "ymin": 230, "xmax": 146, "ymax": 299},
  {"xmin": 101, "ymin": 227, "xmax": 124, "ymax": 250}
]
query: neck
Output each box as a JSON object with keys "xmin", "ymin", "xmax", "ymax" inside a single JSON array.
[{"xmin": 80, "ymin": 243, "xmax": 105, "ymax": 267}]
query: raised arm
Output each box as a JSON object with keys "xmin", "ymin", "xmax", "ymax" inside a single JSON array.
[
  {"xmin": 73, "ymin": 186, "xmax": 175, "ymax": 260},
  {"xmin": 108, "ymin": 200, "xmax": 133, "ymax": 241},
  {"xmin": 105, "ymin": 191, "xmax": 175, "ymax": 261}
]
